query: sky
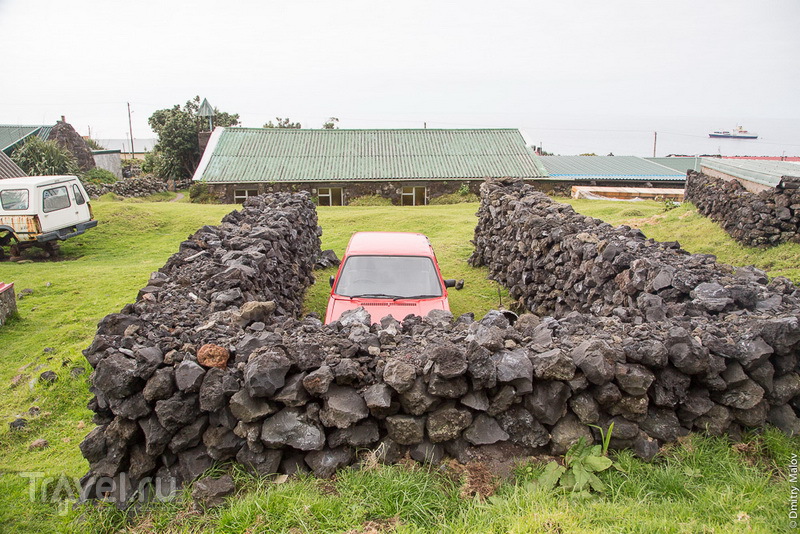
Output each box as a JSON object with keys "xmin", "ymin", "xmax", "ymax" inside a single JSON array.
[{"xmin": 1, "ymin": 0, "xmax": 799, "ymax": 156}]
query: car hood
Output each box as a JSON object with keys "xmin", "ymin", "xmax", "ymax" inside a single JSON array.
[{"xmin": 326, "ymin": 296, "xmax": 448, "ymax": 324}]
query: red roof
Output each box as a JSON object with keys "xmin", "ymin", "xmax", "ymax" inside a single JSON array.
[
  {"xmin": 344, "ymin": 232, "xmax": 435, "ymax": 257},
  {"xmin": 0, "ymin": 282, "xmax": 14, "ymax": 293}
]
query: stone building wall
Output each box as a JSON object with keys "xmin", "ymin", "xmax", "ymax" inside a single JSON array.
[{"xmin": 685, "ymin": 170, "xmax": 800, "ymax": 247}]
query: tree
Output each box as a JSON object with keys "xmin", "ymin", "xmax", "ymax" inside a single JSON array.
[
  {"xmin": 263, "ymin": 117, "xmax": 302, "ymax": 129},
  {"xmin": 148, "ymin": 96, "xmax": 240, "ymax": 180},
  {"xmin": 322, "ymin": 117, "xmax": 339, "ymax": 129},
  {"xmin": 11, "ymin": 137, "xmax": 80, "ymax": 176}
]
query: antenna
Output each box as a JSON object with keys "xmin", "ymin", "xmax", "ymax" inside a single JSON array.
[{"xmin": 127, "ymin": 102, "xmax": 135, "ymax": 159}]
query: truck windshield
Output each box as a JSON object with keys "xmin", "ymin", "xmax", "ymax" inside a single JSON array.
[{"xmin": 334, "ymin": 255, "xmax": 443, "ymax": 299}]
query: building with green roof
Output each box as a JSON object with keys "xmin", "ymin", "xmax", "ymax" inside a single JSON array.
[
  {"xmin": 0, "ymin": 124, "xmax": 54, "ymax": 155},
  {"xmin": 193, "ymin": 127, "xmax": 547, "ymax": 205}
]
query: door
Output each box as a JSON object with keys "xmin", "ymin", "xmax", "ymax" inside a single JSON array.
[{"xmin": 37, "ymin": 181, "xmax": 76, "ymax": 232}]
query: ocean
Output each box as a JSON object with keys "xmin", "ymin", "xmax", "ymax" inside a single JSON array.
[{"xmin": 514, "ymin": 114, "xmax": 800, "ymax": 158}]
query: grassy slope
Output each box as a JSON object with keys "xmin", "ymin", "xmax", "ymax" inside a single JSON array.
[{"xmin": 0, "ymin": 196, "xmax": 796, "ymax": 533}]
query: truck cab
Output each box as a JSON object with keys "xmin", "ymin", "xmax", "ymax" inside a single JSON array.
[
  {"xmin": 325, "ymin": 231, "xmax": 457, "ymax": 324},
  {"xmin": 0, "ymin": 175, "xmax": 97, "ymax": 258}
]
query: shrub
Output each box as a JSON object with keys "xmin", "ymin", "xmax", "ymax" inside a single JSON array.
[
  {"xmin": 11, "ymin": 137, "xmax": 80, "ymax": 176},
  {"xmin": 620, "ymin": 208, "xmax": 644, "ymax": 217},
  {"xmin": 430, "ymin": 192, "xmax": 480, "ymax": 205},
  {"xmin": 188, "ymin": 181, "xmax": 218, "ymax": 204},
  {"xmin": 348, "ymin": 194, "xmax": 393, "ymax": 206},
  {"xmin": 82, "ymin": 167, "xmax": 118, "ymax": 185}
]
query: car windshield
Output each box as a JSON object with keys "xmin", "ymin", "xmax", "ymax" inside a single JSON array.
[{"xmin": 335, "ymin": 255, "xmax": 443, "ymax": 299}]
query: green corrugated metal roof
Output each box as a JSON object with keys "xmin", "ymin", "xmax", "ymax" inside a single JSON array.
[
  {"xmin": 699, "ymin": 158, "xmax": 800, "ymax": 188},
  {"xmin": 537, "ymin": 156, "xmax": 685, "ymax": 182},
  {"xmin": 194, "ymin": 128, "xmax": 547, "ymax": 183},
  {"xmin": 0, "ymin": 125, "xmax": 54, "ymax": 154},
  {"xmin": 645, "ymin": 157, "xmax": 701, "ymax": 174}
]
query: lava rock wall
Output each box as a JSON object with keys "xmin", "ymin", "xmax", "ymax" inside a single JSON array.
[
  {"xmin": 685, "ymin": 170, "xmax": 800, "ymax": 247},
  {"xmin": 80, "ymin": 184, "xmax": 800, "ymax": 506},
  {"xmin": 83, "ymin": 176, "xmax": 172, "ymax": 199}
]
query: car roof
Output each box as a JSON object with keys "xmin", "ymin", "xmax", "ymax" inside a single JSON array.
[
  {"xmin": 345, "ymin": 232, "xmax": 435, "ymax": 257},
  {"xmin": 0, "ymin": 175, "xmax": 79, "ymax": 188}
]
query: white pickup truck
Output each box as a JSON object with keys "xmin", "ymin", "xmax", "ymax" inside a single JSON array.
[{"xmin": 0, "ymin": 175, "xmax": 98, "ymax": 259}]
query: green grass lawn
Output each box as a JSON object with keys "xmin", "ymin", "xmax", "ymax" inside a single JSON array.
[{"xmin": 0, "ymin": 195, "xmax": 797, "ymax": 533}]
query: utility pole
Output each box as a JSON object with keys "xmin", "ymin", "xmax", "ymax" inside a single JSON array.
[
  {"xmin": 653, "ymin": 131, "xmax": 657, "ymax": 157},
  {"xmin": 127, "ymin": 102, "xmax": 135, "ymax": 159}
]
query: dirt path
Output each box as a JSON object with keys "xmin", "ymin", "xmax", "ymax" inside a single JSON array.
[{"xmin": 171, "ymin": 192, "xmax": 185, "ymax": 202}]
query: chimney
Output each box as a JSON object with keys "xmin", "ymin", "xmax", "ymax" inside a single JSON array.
[{"xmin": 60, "ymin": 115, "xmax": 66, "ymax": 123}]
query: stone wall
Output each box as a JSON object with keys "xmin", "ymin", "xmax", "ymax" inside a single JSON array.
[
  {"xmin": 0, "ymin": 283, "xmax": 16, "ymax": 325},
  {"xmin": 80, "ymin": 184, "xmax": 800, "ymax": 506},
  {"xmin": 83, "ymin": 176, "xmax": 170, "ymax": 199},
  {"xmin": 685, "ymin": 170, "xmax": 800, "ymax": 247}
]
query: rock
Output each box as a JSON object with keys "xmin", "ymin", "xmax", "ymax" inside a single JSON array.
[
  {"xmin": 229, "ymin": 389, "xmax": 277, "ymax": 423},
  {"xmin": 140, "ymin": 414, "xmax": 173, "ymax": 456},
  {"xmin": 428, "ymin": 343, "xmax": 468, "ymax": 378},
  {"xmin": 363, "ymin": 383, "xmax": 393, "ymax": 412},
  {"xmin": 711, "ymin": 379, "xmax": 764, "ymax": 410},
  {"xmin": 236, "ymin": 447, "xmax": 282, "ymax": 477},
  {"xmin": 203, "ymin": 426, "xmax": 245, "ymax": 461},
  {"xmin": 169, "ymin": 416, "xmax": 209, "ymax": 453},
  {"xmin": 632, "ymin": 432, "xmax": 659, "ymax": 461},
  {"xmin": 305, "ymin": 447, "xmax": 354, "ymax": 478},
  {"xmin": 273, "ymin": 373, "xmax": 310, "ymax": 407},
  {"xmin": 770, "ymin": 373, "xmax": 800, "ymax": 405},
  {"xmin": 244, "ymin": 350, "xmax": 292, "ymax": 397},
  {"xmin": 428, "ymin": 374, "xmax": 468, "ymax": 398},
  {"xmin": 570, "ymin": 340, "xmax": 615, "ymax": 385},
  {"xmin": 199, "ymin": 368, "xmax": 227, "ymax": 412},
  {"xmin": 615, "ymin": 363, "xmax": 655, "ymax": 397},
  {"xmin": 133, "ymin": 346, "xmax": 163, "ymax": 379},
  {"xmin": 143, "ymin": 367, "xmax": 176, "ymax": 402},
  {"xmin": 155, "ymin": 393, "xmax": 199, "ymax": 430},
  {"xmin": 640, "ymin": 408, "xmax": 682, "ymax": 442},
  {"xmin": 235, "ymin": 301, "xmax": 276, "ymax": 327},
  {"xmin": 768, "ymin": 404, "xmax": 800, "ymax": 436},
  {"xmin": 339, "ymin": 307, "xmax": 371, "ymax": 327},
  {"xmin": 192, "ymin": 474, "xmax": 235, "ymax": 508},
  {"xmin": 303, "ymin": 366, "xmax": 334, "ymax": 396},
  {"xmin": 319, "ymin": 385, "xmax": 369, "ymax": 429},
  {"xmin": 549, "ymin": 414, "xmax": 592, "ymax": 455},
  {"xmin": 260, "ymin": 408, "xmax": 325, "ymax": 451},
  {"xmin": 466, "ymin": 342, "xmax": 496, "ymax": 390},
  {"xmin": 463, "ymin": 414, "xmax": 509, "ymax": 446},
  {"xmin": 493, "ymin": 349, "xmax": 533, "ymax": 383},
  {"xmin": 410, "ymin": 440, "xmax": 444, "ymax": 464},
  {"xmin": 9, "ymin": 418, "xmax": 27, "ymax": 431},
  {"xmin": 197, "ymin": 344, "xmax": 230, "ymax": 368},
  {"xmin": 426, "ymin": 406, "xmax": 473, "ymax": 443},
  {"xmin": 175, "ymin": 360, "xmax": 206, "ymax": 393},
  {"xmin": 383, "ymin": 358, "xmax": 417, "ymax": 393},
  {"xmin": 496, "ymin": 406, "xmax": 550, "ymax": 448},
  {"xmin": 39, "ymin": 371, "xmax": 58, "ymax": 383},
  {"xmin": 530, "ymin": 348, "xmax": 575, "ymax": 381},
  {"xmin": 569, "ymin": 392, "xmax": 600, "ymax": 424},
  {"xmin": 526, "ymin": 380, "xmax": 570, "ymax": 425},
  {"xmin": 399, "ymin": 377, "xmax": 440, "ymax": 416},
  {"xmin": 460, "ymin": 390, "xmax": 490, "ymax": 411},
  {"xmin": 94, "ymin": 353, "xmax": 142, "ymax": 399},
  {"xmin": 28, "ymin": 438, "xmax": 49, "ymax": 450},
  {"xmin": 385, "ymin": 415, "xmax": 426, "ymax": 445},
  {"xmin": 328, "ymin": 420, "xmax": 380, "ymax": 448}
]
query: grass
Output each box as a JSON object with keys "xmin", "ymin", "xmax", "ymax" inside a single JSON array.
[{"xmin": 0, "ymin": 195, "xmax": 798, "ymax": 533}]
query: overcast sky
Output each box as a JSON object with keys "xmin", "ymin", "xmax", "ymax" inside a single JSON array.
[{"xmin": 1, "ymin": 0, "xmax": 798, "ymax": 150}]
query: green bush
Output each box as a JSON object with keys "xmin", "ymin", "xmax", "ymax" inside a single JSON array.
[
  {"xmin": 188, "ymin": 181, "xmax": 218, "ymax": 204},
  {"xmin": 429, "ymin": 192, "xmax": 480, "ymax": 204},
  {"xmin": 11, "ymin": 137, "xmax": 80, "ymax": 176},
  {"xmin": 82, "ymin": 167, "xmax": 118, "ymax": 185},
  {"xmin": 348, "ymin": 194, "xmax": 393, "ymax": 206}
]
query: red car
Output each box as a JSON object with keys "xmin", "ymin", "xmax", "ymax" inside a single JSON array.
[{"xmin": 325, "ymin": 232, "xmax": 458, "ymax": 324}]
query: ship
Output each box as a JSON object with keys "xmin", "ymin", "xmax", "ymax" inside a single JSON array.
[{"xmin": 708, "ymin": 126, "xmax": 758, "ymax": 139}]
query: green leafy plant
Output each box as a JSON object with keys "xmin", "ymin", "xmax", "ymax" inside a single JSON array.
[
  {"xmin": 347, "ymin": 194, "xmax": 393, "ymax": 206},
  {"xmin": 188, "ymin": 181, "xmax": 218, "ymax": 204},
  {"xmin": 11, "ymin": 137, "xmax": 80, "ymax": 176},
  {"xmin": 663, "ymin": 199, "xmax": 680, "ymax": 212},
  {"xmin": 82, "ymin": 167, "xmax": 118, "ymax": 185},
  {"xmin": 533, "ymin": 436, "xmax": 614, "ymax": 494}
]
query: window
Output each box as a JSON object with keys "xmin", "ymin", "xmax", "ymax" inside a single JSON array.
[
  {"xmin": 0, "ymin": 189, "xmax": 29, "ymax": 210},
  {"xmin": 401, "ymin": 186, "xmax": 427, "ymax": 206},
  {"xmin": 318, "ymin": 187, "xmax": 344, "ymax": 206},
  {"xmin": 73, "ymin": 184, "xmax": 86, "ymax": 205},
  {"xmin": 42, "ymin": 186, "xmax": 70, "ymax": 212},
  {"xmin": 234, "ymin": 189, "xmax": 259, "ymax": 203},
  {"xmin": 334, "ymin": 255, "xmax": 443, "ymax": 298}
]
